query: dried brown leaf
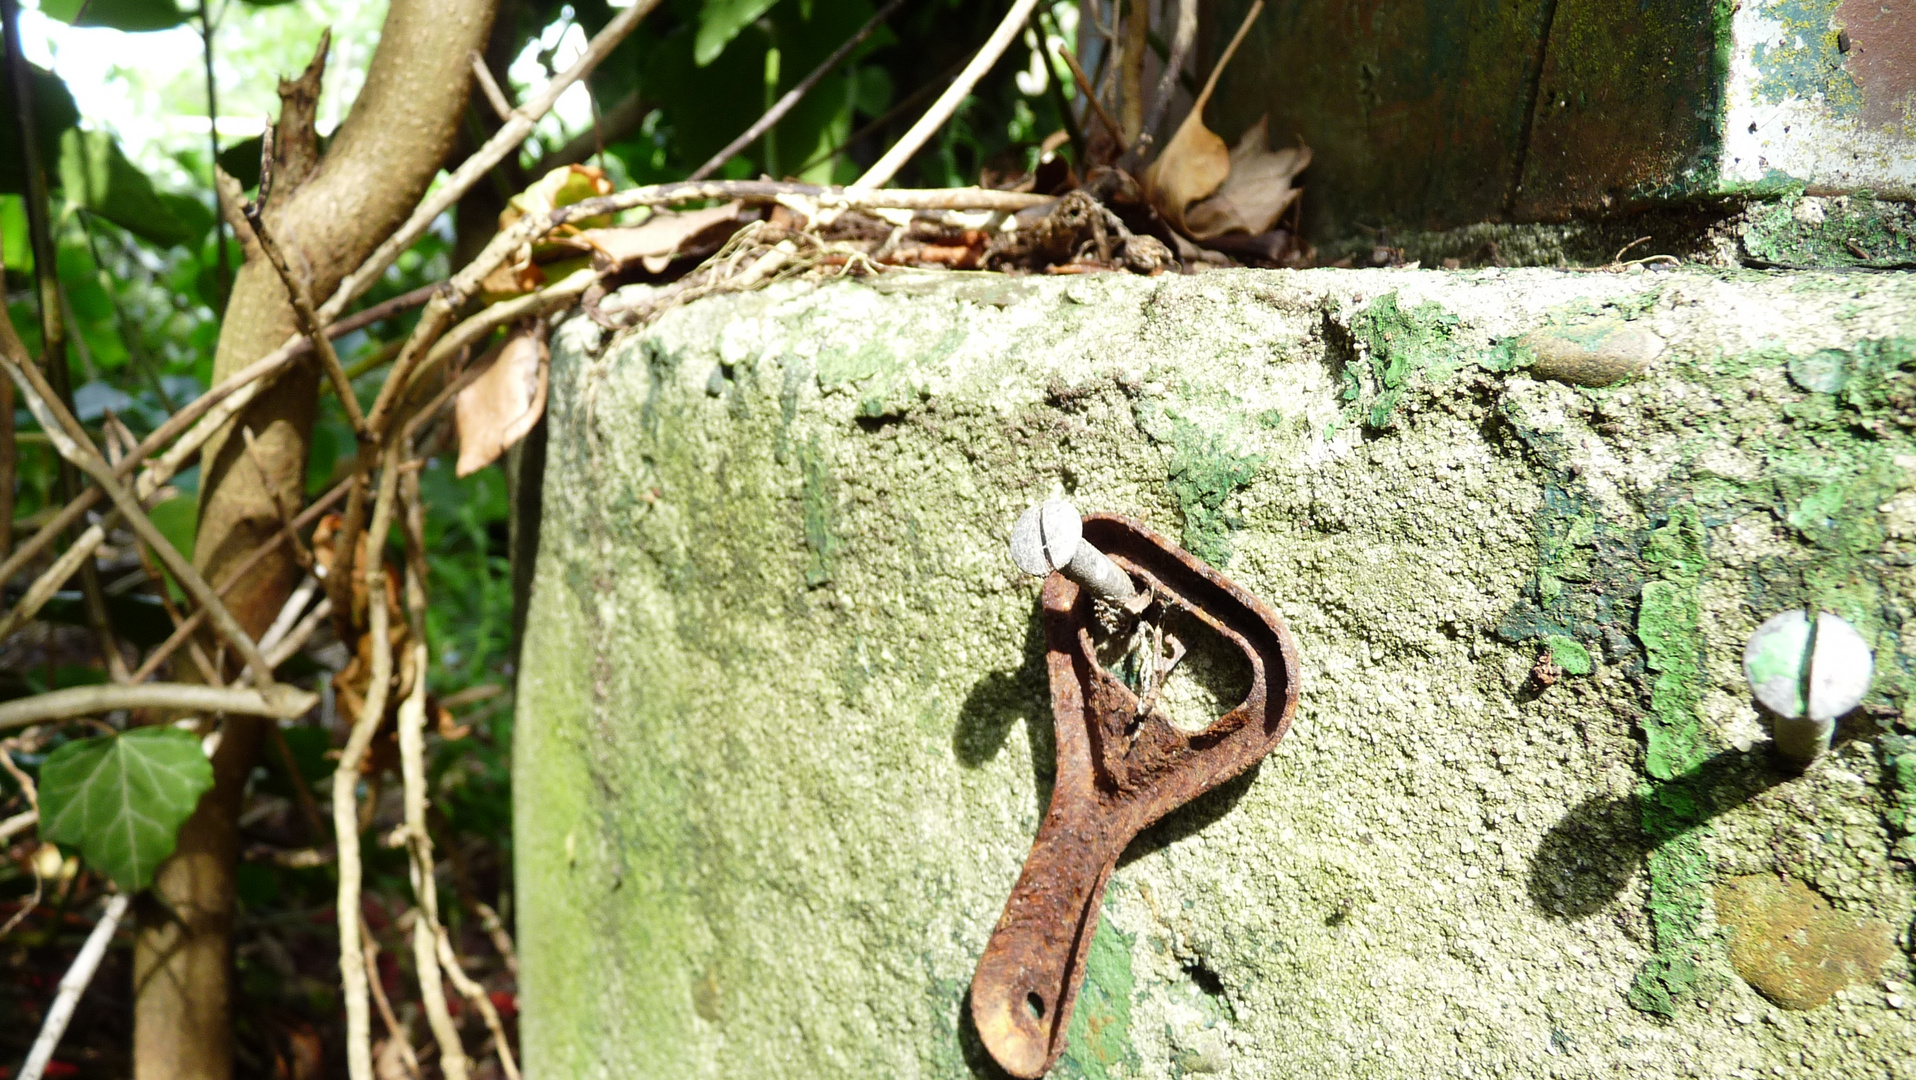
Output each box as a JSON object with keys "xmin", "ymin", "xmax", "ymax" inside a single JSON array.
[
  {"xmin": 455, "ymin": 326, "xmax": 549, "ymax": 477},
  {"xmin": 571, "ymin": 201, "xmax": 747, "ymax": 274},
  {"xmin": 1139, "ymin": 109, "xmax": 1229, "ymax": 235},
  {"xmin": 1182, "ymin": 117, "xmax": 1312, "ymax": 240},
  {"xmin": 1136, "ymin": 0, "xmax": 1264, "ymax": 237}
]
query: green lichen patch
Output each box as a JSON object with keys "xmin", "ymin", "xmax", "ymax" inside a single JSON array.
[
  {"xmin": 1166, "ymin": 429, "xmax": 1261, "ymax": 569},
  {"xmin": 798, "ymin": 435, "xmax": 838, "ymax": 587},
  {"xmin": 1741, "ymin": 196, "xmax": 1916, "ymax": 269},
  {"xmin": 1748, "ymin": 0, "xmax": 1864, "ymax": 117},
  {"xmin": 1056, "ymin": 918, "xmax": 1139, "ymax": 1080},
  {"xmin": 1342, "ymin": 292, "xmax": 1466, "ymax": 429},
  {"xmin": 1545, "ymin": 635, "xmax": 1593, "ymax": 676}
]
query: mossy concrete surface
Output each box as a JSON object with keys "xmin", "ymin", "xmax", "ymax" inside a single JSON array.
[{"xmin": 516, "ymin": 266, "xmax": 1916, "ymax": 1079}]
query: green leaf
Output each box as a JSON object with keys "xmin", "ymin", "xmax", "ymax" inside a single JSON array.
[
  {"xmin": 216, "ymin": 135, "xmax": 264, "ymax": 192},
  {"xmin": 694, "ymin": 0, "xmax": 781, "ymax": 65},
  {"xmin": 1, "ymin": 195, "xmax": 29, "ymax": 274},
  {"xmin": 58, "ymin": 130, "xmax": 200, "ymax": 249},
  {"xmin": 39, "ymin": 0, "xmax": 188, "ymax": 32},
  {"xmin": 38, "ymin": 727, "xmax": 215, "ymax": 893},
  {"xmin": 0, "ymin": 65, "xmax": 80, "ymax": 196}
]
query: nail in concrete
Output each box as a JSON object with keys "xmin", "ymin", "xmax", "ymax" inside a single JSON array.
[
  {"xmin": 1743, "ymin": 609, "xmax": 1873, "ymax": 765},
  {"xmin": 1008, "ymin": 499, "xmax": 1138, "ymax": 605}
]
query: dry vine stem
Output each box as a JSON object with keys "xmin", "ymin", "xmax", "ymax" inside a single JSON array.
[
  {"xmin": 364, "ymin": 931, "xmax": 423, "ymax": 1080},
  {"xmin": 332, "ymin": 443, "xmax": 403, "ymax": 1080},
  {"xmin": 856, "ymin": 0, "xmax": 1045, "ymax": 187},
  {"xmin": 17, "ymin": 893, "xmax": 131, "ymax": 1080},
  {"xmin": 0, "ymin": 354, "xmax": 279, "ymax": 683}
]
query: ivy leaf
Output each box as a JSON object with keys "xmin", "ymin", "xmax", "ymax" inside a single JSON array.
[
  {"xmin": 0, "ymin": 64, "xmax": 79, "ymax": 197},
  {"xmin": 37, "ymin": 727, "xmax": 215, "ymax": 893},
  {"xmin": 694, "ymin": 0, "xmax": 781, "ymax": 65},
  {"xmin": 59, "ymin": 130, "xmax": 202, "ymax": 249},
  {"xmin": 38, "ymin": 0, "xmax": 188, "ymax": 32}
]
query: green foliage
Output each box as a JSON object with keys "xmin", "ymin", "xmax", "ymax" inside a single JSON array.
[
  {"xmin": 37, "ymin": 726, "xmax": 215, "ymax": 892},
  {"xmin": 0, "ymin": 64, "xmax": 79, "ymax": 197},
  {"xmin": 40, "ymin": 0, "xmax": 189, "ymax": 32},
  {"xmin": 695, "ymin": 0, "xmax": 782, "ymax": 66},
  {"xmin": 60, "ymin": 130, "xmax": 209, "ymax": 250}
]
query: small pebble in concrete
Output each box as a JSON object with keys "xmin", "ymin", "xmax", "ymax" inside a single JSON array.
[
  {"xmin": 1715, "ymin": 874, "xmax": 1895, "ymax": 1011},
  {"xmin": 1521, "ymin": 321, "xmax": 1664, "ymax": 387}
]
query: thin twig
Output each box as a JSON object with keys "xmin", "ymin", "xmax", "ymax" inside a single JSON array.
[
  {"xmin": 468, "ymin": 49, "xmax": 514, "ymax": 123},
  {"xmin": 0, "ymin": 355, "xmax": 278, "ymax": 684},
  {"xmin": 257, "ymin": 573, "xmax": 321, "ymax": 657},
  {"xmin": 1058, "ymin": 45, "xmax": 1124, "ymax": 150},
  {"xmin": 269, "ymin": 719, "xmax": 328, "ymax": 844},
  {"xmin": 789, "ymin": 50, "xmax": 973, "ymax": 178},
  {"xmin": 228, "ymin": 171, "xmax": 370, "ymax": 438},
  {"xmin": 243, "ymin": 426, "xmax": 315, "ymax": 569},
  {"xmin": 364, "ymin": 926, "xmax": 423, "ymax": 1080},
  {"xmin": 0, "ymin": 809, "xmax": 34, "ymax": 844},
  {"xmin": 405, "ymin": 269, "xmax": 597, "ymax": 399},
  {"xmin": 129, "ymin": 479, "xmax": 349, "ymax": 684},
  {"xmin": 395, "ymin": 466, "xmax": 468, "ymax": 1080},
  {"xmin": 264, "ymin": 597, "xmax": 332, "ymax": 670},
  {"xmin": 688, "ymin": 0, "xmax": 908, "ymax": 182},
  {"xmin": 333, "ymin": 444, "xmax": 402, "ymax": 1080},
  {"xmin": 437, "ymin": 928, "xmax": 520, "ymax": 1080},
  {"xmin": 0, "ymin": 683, "xmax": 316, "ymax": 732},
  {"xmin": 130, "ymin": 531, "xmax": 223, "ymax": 687},
  {"xmin": 17, "ymin": 892, "xmax": 130, "ymax": 1080},
  {"xmin": 1132, "ymin": 0, "xmax": 1194, "ymax": 158},
  {"xmin": 472, "ymin": 900, "xmax": 518, "ymax": 976},
  {"xmin": 856, "ymin": 0, "xmax": 1044, "ymax": 188}
]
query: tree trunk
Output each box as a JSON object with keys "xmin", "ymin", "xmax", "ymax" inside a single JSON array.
[{"xmin": 133, "ymin": 1, "xmax": 497, "ymax": 1076}]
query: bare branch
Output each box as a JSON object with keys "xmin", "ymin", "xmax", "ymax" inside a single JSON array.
[
  {"xmin": 468, "ymin": 49, "xmax": 514, "ymax": 122},
  {"xmin": 0, "ymin": 683, "xmax": 317, "ymax": 732},
  {"xmin": 333, "ymin": 444, "xmax": 403, "ymax": 1080},
  {"xmin": 688, "ymin": 0, "xmax": 907, "ymax": 182},
  {"xmin": 365, "ymin": 931, "xmax": 423, "ymax": 1080},
  {"xmin": 472, "ymin": 901, "xmax": 519, "ymax": 976},
  {"xmin": 1135, "ymin": 0, "xmax": 1195, "ymax": 154},
  {"xmin": 0, "ymin": 809, "xmax": 35, "ymax": 844},
  {"xmin": 264, "ymin": 597, "xmax": 332, "ymax": 670},
  {"xmin": 223, "ymin": 168, "xmax": 369, "ymax": 438},
  {"xmin": 129, "ymin": 479, "xmax": 349, "ymax": 684},
  {"xmin": 0, "ymin": 355, "xmax": 277, "ymax": 684},
  {"xmin": 437, "ymin": 928, "xmax": 520, "ymax": 1080},
  {"xmin": 857, "ymin": 0, "xmax": 1044, "ymax": 188},
  {"xmin": 1059, "ymin": 45, "xmax": 1124, "ymax": 150},
  {"xmin": 18, "ymin": 893, "xmax": 130, "ymax": 1080}
]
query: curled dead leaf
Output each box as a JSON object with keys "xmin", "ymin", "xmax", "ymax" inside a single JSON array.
[
  {"xmin": 569, "ymin": 201, "xmax": 749, "ymax": 274},
  {"xmin": 1181, "ymin": 117, "xmax": 1311, "ymax": 240},
  {"xmin": 455, "ymin": 323, "xmax": 549, "ymax": 477},
  {"xmin": 1140, "ymin": 110, "xmax": 1229, "ymax": 236}
]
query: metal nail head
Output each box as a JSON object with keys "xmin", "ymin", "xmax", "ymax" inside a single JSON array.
[
  {"xmin": 1008, "ymin": 499, "xmax": 1138, "ymax": 606},
  {"xmin": 1743, "ymin": 609, "xmax": 1874, "ymax": 765}
]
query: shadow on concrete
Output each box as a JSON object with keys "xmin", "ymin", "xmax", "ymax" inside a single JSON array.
[
  {"xmin": 953, "ymin": 614, "xmax": 1050, "ymax": 769},
  {"xmin": 1527, "ymin": 746, "xmax": 1793, "ymax": 919},
  {"xmin": 1121, "ymin": 764, "xmax": 1264, "ymax": 869}
]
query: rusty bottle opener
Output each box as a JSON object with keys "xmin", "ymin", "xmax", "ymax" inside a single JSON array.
[{"xmin": 970, "ymin": 514, "xmax": 1300, "ymax": 1078}]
